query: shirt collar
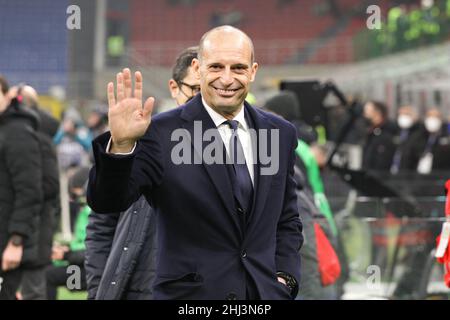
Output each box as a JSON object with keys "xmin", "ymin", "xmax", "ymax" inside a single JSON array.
[{"xmin": 202, "ymin": 97, "xmax": 248, "ymax": 131}]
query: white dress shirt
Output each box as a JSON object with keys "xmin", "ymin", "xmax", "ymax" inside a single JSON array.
[{"xmin": 202, "ymin": 98, "xmax": 255, "ymax": 185}]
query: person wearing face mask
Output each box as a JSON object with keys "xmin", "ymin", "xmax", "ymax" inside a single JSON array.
[
  {"xmin": 390, "ymin": 108, "xmax": 449, "ymax": 299},
  {"xmin": 402, "ymin": 108, "xmax": 450, "ymax": 174},
  {"xmin": 390, "ymin": 106, "xmax": 421, "ymax": 174},
  {"xmin": 168, "ymin": 46, "xmax": 200, "ymax": 106},
  {"xmin": 362, "ymin": 100, "xmax": 396, "ymax": 172},
  {"xmin": 361, "ymin": 101, "xmax": 397, "ymax": 273}
]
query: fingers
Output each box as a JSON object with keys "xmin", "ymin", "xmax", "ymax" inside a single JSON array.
[
  {"xmin": 143, "ymin": 97, "xmax": 155, "ymax": 119},
  {"xmin": 107, "ymin": 82, "xmax": 116, "ymax": 108},
  {"xmin": 134, "ymin": 71, "xmax": 143, "ymax": 102},
  {"xmin": 116, "ymin": 72, "xmax": 125, "ymax": 102},
  {"xmin": 1, "ymin": 259, "xmax": 17, "ymax": 271},
  {"xmin": 123, "ymin": 68, "xmax": 132, "ymax": 98},
  {"xmin": 113, "ymin": 68, "xmax": 144, "ymax": 105}
]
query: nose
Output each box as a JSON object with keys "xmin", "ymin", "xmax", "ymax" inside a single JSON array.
[{"xmin": 220, "ymin": 67, "xmax": 234, "ymax": 86}]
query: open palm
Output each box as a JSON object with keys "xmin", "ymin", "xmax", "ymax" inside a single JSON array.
[{"xmin": 107, "ymin": 68, "xmax": 154, "ymax": 153}]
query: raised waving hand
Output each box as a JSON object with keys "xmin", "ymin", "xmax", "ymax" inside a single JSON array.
[{"xmin": 107, "ymin": 68, "xmax": 154, "ymax": 153}]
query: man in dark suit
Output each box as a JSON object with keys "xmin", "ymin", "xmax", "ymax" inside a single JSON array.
[
  {"xmin": 87, "ymin": 26, "xmax": 303, "ymax": 300},
  {"xmin": 362, "ymin": 100, "xmax": 396, "ymax": 172}
]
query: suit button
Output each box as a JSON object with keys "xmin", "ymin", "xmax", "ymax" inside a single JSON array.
[
  {"xmin": 237, "ymin": 207, "xmax": 245, "ymax": 214},
  {"xmin": 241, "ymin": 251, "xmax": 247, "ymax": 258},
  {"xmin": 226, "ymin": 292, "xmax": 237, "ymax": 300}
]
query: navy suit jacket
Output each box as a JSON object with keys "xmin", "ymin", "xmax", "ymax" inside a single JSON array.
[{"xmin": 87, "ymin": 94, "xmax": 303, "ymax": 300}]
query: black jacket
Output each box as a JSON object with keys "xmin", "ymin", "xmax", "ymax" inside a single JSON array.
[
  {"xmin": 391, "ymin": 122, "xmax": 422, "ymax": 173},
  {"xmin": 31, "ymin": 107, "xmax": 60, "ymax": 267},
  {"xmin": 85, "ymin": 196, "xmax": 157, "ymax": 300},
  {"xmin": 0, "ymin": 103, "xmax": 43, "ymax": 266},
  {"xmin": 401, "ymin": 126, "xmax": 450, "ymax": 172},
  {"xmin": 362, "ymin": 122, "xmax": 396, "ymax": 171}
]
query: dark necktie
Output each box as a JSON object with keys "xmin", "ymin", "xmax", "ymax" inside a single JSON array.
[
  {"xmin": 391, "ymin": 129, "xmax": 409, "ymax": 174},
  {"xmin": 224, "ymin": 120, "xmax": 253, "ymax": 212}
]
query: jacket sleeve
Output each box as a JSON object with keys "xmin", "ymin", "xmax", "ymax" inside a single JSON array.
[
  {"xmin": 276, "ymin": 127, "xmax": 303, "ymax": 298},
  {"xmin": 84, "ymin": 211, "xmax": 120, "ymax": 300},
  {"xmin": 64, "ymin": 249, "xmax": 86, "ymax": 266},
  {"xmin": 5, "ymin": 124, "xmax": 43, "ymax": 239},
  {"xmin": 87, "ymin": 123, "xmax": 165, "ymax": 214}
]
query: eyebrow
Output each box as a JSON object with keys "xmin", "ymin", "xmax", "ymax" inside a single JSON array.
[
  {"xmin": 206, "ymin": 63, "xmax": 249, "ymax": 69},
  {"xmin": 231, "ymin": 63, "xmax": 249, "ymax": 69},
  {"xmin": 207, "ymin": 63, "xmax": 223, "ymax": 68}
]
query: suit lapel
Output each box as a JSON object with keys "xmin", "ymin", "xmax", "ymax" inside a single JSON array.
[
  {"xmin": 180, "ymin": 95, "xmax": 242, "ymax": 237},
  {"xmin": 244, "ymin": 102, "xmax": 276, "ymax": 234}
]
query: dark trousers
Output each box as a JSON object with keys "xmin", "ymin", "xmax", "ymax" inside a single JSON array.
[
  {"xmin": 0, "ymin": 268, "xmax": 23, "ymax": 300},
  {"xmin": 46, "ymin": 265, "xmax": 87, "ymax": 300},
  {"xmin": 21, "ymin": 266, "xmax": 47, "ymax": 300}
]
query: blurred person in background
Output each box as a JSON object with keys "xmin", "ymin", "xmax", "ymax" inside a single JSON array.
[
  {"xmin": 264, "ymin": 92, "xmax": 344, "ymax": 300},
  {"xmin": 263, "ymin": 90, "xmax": 318, "ymax": 145},
  {"xmin": 8, "ymin": 85, "xmax": 60, "ymax": 300},
  {"xmin": 46, "ymin": 167, "xmax": 90, "ymax": 300},
  {"xmin": 84, "ymin": 46, "xmax": 199, "ymax": 300},
  {"xmin": 362, "ymin": 100, "xmax": 396, "ymax": 172},
  {"xmin": 0, "ymin": 75, "xmax": 43, "ymax": 300},
  {"xmin": 168, "ymin": 46, "xmax": 201, "ymax": 106},
  {"xmin": 362, "ymin": 100, "xmax": 396, "ymax": 271},
  {"xmin": 390, "ymin": 108, "xmax": 448, "ymax": 299},
  {"xmin": 87, "ymin": 104, "xmax": 109, "ymax": 140},
  {"xmin": 447, "ymin": 115, "xmax": 450, "ymax": 135},
  {"xmin": 54, "ymin": 110, "xmax": 92, "ymax": 171},
  {"xmin": 390, "ymin": 105, "xmax": 421, "ymax": 174},
  {"xmin": 402, "ymin": 107, "xmax": 450, "ymax": 174},
  {"xmin": 86, "ymin": 104, "xmax": 109, "ymax": 164}
]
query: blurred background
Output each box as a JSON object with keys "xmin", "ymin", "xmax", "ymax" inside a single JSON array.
[{"xmin": 1, "ymin": 0, "xmax": 450, "ymax": 300}]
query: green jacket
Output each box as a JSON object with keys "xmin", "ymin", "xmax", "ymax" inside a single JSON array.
[
  {"xmin": 53, "ymin": 204, "xmax": 90, "ymax": 266},
  {"xmin": 70, "ymin": 204, "xmax": 90, "ymax": 251},
  {"xmin": 295, "ymin": 140, "xmax": 338, "ymax": 236}
]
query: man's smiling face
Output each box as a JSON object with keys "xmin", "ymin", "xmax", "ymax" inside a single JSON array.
[{"xmin": 193, "ymin": 27, "xmax": 258, "ymax": 118}]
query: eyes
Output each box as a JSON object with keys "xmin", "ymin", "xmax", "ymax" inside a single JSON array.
[
  {"xmin": 208, "ymin": 64, "xmax": 222, "ymax": 71},
  {"xmin": 207, "ymin": 64, "xmax": 248, "ymax": 74}
]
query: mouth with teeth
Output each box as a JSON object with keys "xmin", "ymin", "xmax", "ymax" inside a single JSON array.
[{"xmin": 212, "ymin": 86, "xmax": 240, "ymax": 97}]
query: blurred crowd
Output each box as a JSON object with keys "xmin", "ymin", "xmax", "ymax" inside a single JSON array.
[{"xmin": 357, "ymin": 0, "xmax": 450, "ymax": 59}]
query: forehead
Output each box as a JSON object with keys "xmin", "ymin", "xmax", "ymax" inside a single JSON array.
[
  {"xmin": 201, "ymin": 34, "xmax": 253, "ymax": 64},
  {"xmin": 427, "ymin": 109, "xmax": 441, "ymax": 117},
  {"xmin": 399, "ymin": 107, "xmax": 413, "ymax": 114},
  {"xmin": 364, "ymin": 102, "xmax": 374, "ymax": 111}
]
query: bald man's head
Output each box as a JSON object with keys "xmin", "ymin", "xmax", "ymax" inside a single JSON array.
[
  {"xmin": 198, "ymin": 25, "xmax": 255, "ymax": 64},
  {"xmin": 192, "ymin": 25, "xmax": 259, "ymax": 119},
  {"xmin": 10, "ymin": 85, "xmax": 39, "ymax": 108}
]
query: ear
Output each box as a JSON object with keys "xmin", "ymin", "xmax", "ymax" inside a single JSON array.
[
  {"xmin": 168, "ymin": 79, "xmax": 179, "ymax": 99},
  {"xmin": 250, "ymin": 62, "xmax": 259, "ymax": 82},
  {"xmin": 192, "ymin": 58, "xmax": 201, "ymax": 80}
]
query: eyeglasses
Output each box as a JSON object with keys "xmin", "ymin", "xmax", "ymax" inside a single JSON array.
[{"xmin": 179, "ymin": 81, "xmax": 201, "ymax": 97}]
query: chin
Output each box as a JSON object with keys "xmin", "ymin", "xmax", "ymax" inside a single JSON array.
[{"xmin": 216, "ymin": 101, "xmax": 242, "ymax": 113}]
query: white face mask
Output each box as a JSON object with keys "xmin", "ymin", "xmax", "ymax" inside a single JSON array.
[
  {"xmin": 397, "ymin": 115, "xmax": 414, "ymax": 129},
  {"xmin": 424, "ymin": 116, "xmax": 442, "ymax": 133}
]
